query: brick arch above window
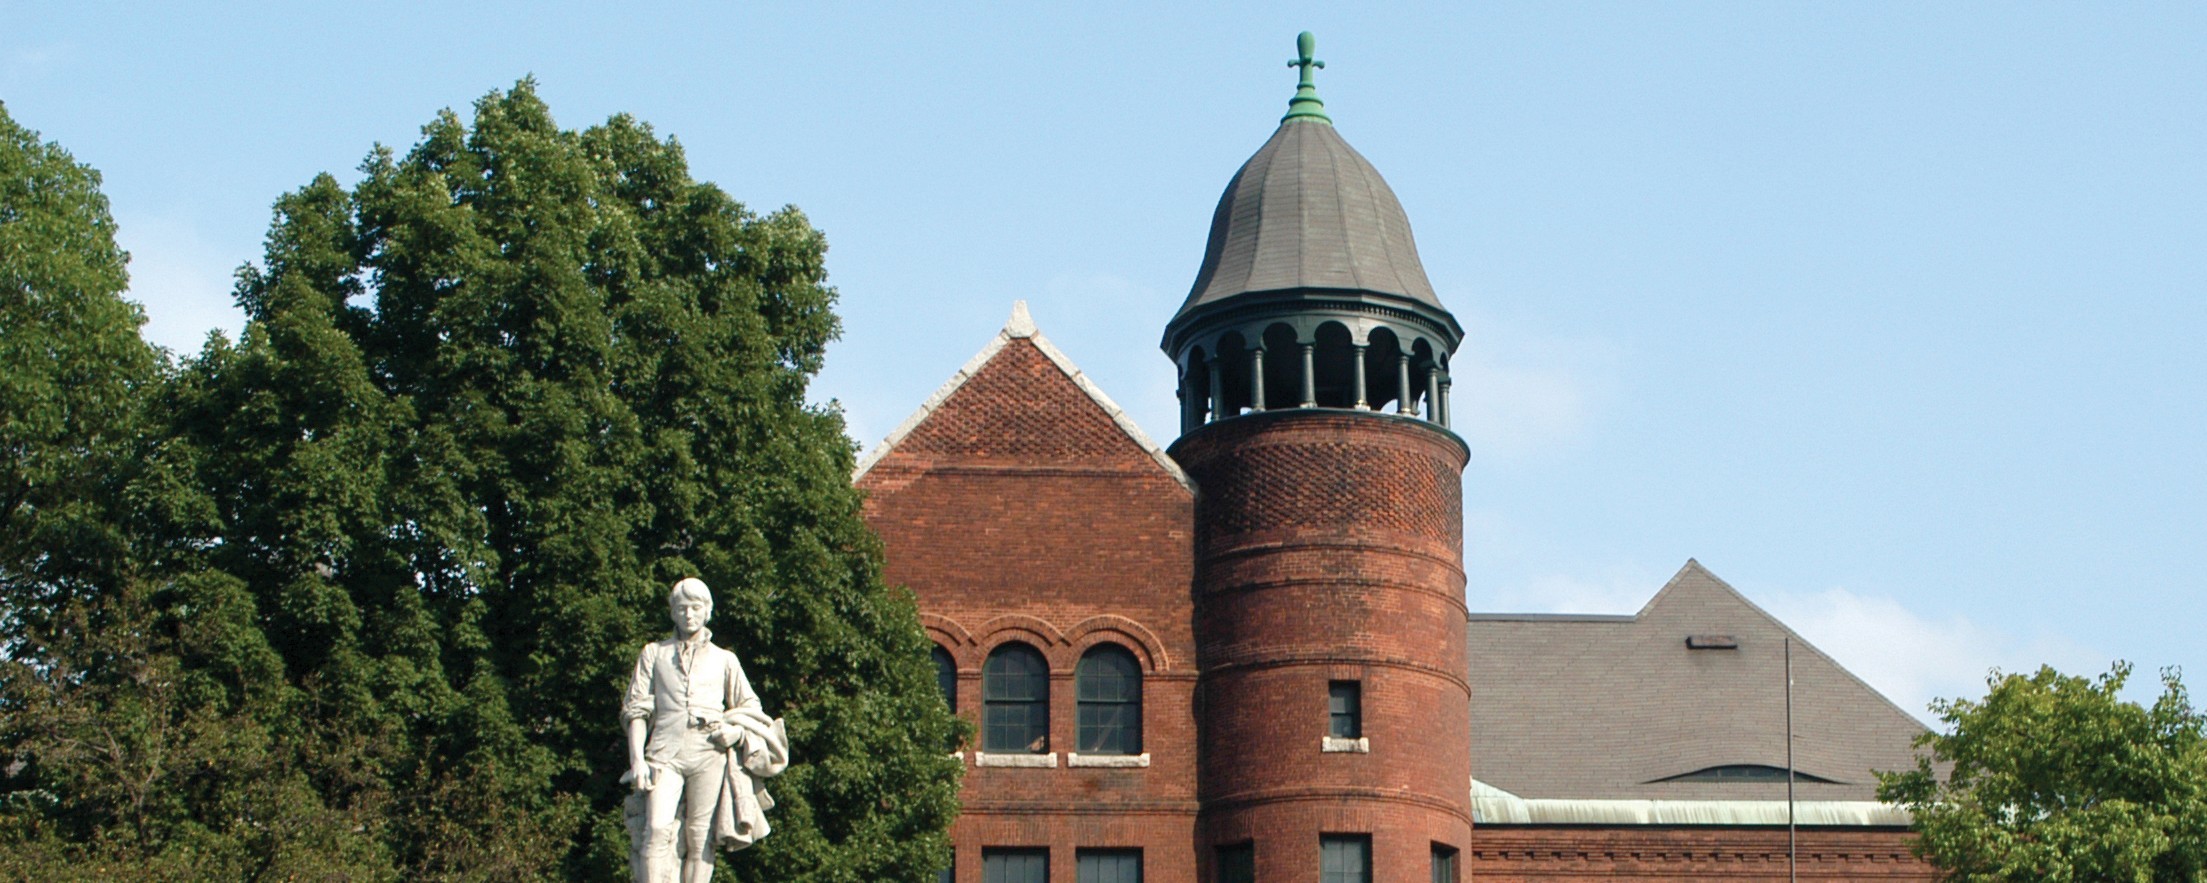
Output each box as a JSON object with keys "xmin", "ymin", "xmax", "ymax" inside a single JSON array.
[
  {"xmin": 1066, "ymin": 614, "xmax": 1171, "ymax": 672},
  {"xmin": 974, "ymin": 614, "xmax": 1072, "ymax": 659},
  {"xmin": 919, "ymin": 613, "xmax": 978, "ymax": 666}
]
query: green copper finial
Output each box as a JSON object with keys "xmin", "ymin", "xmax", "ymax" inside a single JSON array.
[{"xmin": 1283, "ymin": 30, "xmax": 1331, "ymax": 124}]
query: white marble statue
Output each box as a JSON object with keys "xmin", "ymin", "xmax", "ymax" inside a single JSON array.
[{"xmin": 622, "ymin": 577, "xmax": 789, "ymax": 883}]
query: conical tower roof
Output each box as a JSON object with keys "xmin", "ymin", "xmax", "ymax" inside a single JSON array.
[
  {"xmin": 1178, "ymin": 119, "xmax": 1441, "ymax": 316},
  {"xmin": 1174, "ymin": 32, "xmax": 1443, "ymax": 321}
]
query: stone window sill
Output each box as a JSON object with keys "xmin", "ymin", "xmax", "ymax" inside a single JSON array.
[
  {"xmin": 1067, "ymin": 752, "xmax": 1151, "ymax": 768},
  {"xmin": 974, "ymin": 751, "xmax": 1059, "ymax": 768},
  {"xmin": 1321, "ymin": 736, "xmax": 1370, "ymax": 754}
]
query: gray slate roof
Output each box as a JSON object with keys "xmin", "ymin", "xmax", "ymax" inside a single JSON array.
[
  {"xmin": 1468, "ymin": 561, "xmax": 1930, "ymax": 803},
  {"xmin": 1178, "ymin": 118, "xmax": 1441, "ymax": 316}
]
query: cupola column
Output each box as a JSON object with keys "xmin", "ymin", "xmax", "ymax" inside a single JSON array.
[
  {"xmin": 1207, "ymin": 359, "xmax": 1225, "ymax": 423},
  {"xmin": 1426, "ymin": 366, "xmax": 1442, "ymax": 422},
  {"xmin": 1298, "ymin": 342, "xmax": 1317, "ymax": 408},
  {"xmin": 1396, "ymin": 354, "xmax": 1414, "ymax": 415},
  {"xmin": 1250, "ymin": 347, "xmax": 1267, "ymax": 411},
  {"xmin": 1184, "ymin": 361, "xmax": 1208, "ymax": 433},
  {"xmin": 1440, "ymin": 376, "xmax": 1453, "ymax": 427}
]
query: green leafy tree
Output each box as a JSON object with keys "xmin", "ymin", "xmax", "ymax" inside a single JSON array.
[
  {"xmin": 0, "ymin": 99, "xmax": 154, "ymax": 643},
  {"xmin": 3, "ymin": 84, "xmax": 959, "ymax": 880},
  {"xmin": 169, "ymin": 81, "xmax": 961, "ymax": 879},
  {"xmin": 1880, "ymin": 663, "xmax": 2207, "ymax": 882},
  {"xmin": 0, "ymin": 102, "xmax": 390, "ymax": 880}
]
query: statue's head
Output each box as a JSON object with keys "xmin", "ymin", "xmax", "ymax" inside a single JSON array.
[{"xmin": 668, "ymin": 577, "xmax": 713, "ymax": 637}]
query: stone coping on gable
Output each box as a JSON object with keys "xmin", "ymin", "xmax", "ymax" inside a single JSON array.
[{"xmin": 853, "ymin": 301, "xmax": 1192, "ymax": 491}]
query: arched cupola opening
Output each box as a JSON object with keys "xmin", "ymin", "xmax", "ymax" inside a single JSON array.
[
  {"xmin": 1365, "ymin": 327, "xmax": 1408, "ymax": 415},
  {"xmin": 1173, "ymin": 313, "xmax": 1457, "ymax": 433}
]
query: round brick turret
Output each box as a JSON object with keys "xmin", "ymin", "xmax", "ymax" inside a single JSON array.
[{"xmin": 1173, "ymin": 408, "xmax": 1471, "ymax": 882}]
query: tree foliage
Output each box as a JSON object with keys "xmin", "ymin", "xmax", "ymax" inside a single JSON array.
[
  {"xmin": 0, "ymin": 85, "xmax": 961, "ymax": 880},
  {"xmin": 0, "ymin": 98, "xmax": 156, "ymax": 636},
  {"xmin": 1879, "ymin": 663, "xmax": 2207, "ymax": 883}
]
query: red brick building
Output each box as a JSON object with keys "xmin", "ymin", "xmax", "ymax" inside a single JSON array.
[{"xmin": 855, "ymin": 34, "xmax": 1938, "ymax": 883}]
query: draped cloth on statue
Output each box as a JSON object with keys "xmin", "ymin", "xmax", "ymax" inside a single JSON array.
[{"xmin": 714, "ymin": 708, "xmax": 788, "ymax": 849}]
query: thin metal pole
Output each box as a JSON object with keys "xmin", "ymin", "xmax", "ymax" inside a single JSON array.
[{"xmin": 1787, "ymin": 636, "xmax": 1797, "ymax": 883}]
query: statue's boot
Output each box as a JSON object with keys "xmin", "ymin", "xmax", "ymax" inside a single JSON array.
[
  {"xmin": 682, "ymin": 857, "xmax": 715, "ymax": 883},
  {"xmin": 642, "ymin": 826, "xmax": 681, "ymax": 883}
]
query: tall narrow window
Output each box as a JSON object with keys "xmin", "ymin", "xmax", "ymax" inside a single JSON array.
[
  {"xmin": 1328, "ymin": 681, "xmax": 1362, "ymax": 738},
  {"xmin": 1215, "ymin": 843, "xmax": 1255, "ymax": 883},
  {"xmin": 1077, "ymin": 848, "xmax": 1142, "ymax": 883},
  {"xmin": 937, "ymin": 859, "xmax": 954, "ymax": 883},
  {"xmin": 984, "ymin": 644, "xmax": 1049, "ymax": 753},
  {"xmin": 932, "ymin": 645, "xmax": 957, "ymax": 709},
  {"xmin": 1431, "ymin": 843, "xmax": 1459, "ymax": 883},
  {"xmin": 1076, "ymin": 644, "xmax": 1142, "ymax": 754},
  {"xmin": 1320, "ymin": 835, "xmax": 1371, "ymax": 883},
  {"xmin": 983, "ymin": 848, "xmax": 1048, "ymax": 883}
]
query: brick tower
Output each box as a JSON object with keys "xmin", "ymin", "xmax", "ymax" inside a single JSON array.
[{"xmin": 1166, "ymin": 32, "xmax": 1473, "ymax": 883}]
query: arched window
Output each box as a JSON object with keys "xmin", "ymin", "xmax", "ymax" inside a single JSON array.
[
  {"xmin": 1076, "ymin": 644, "xmax": 1142, "ymax": 755},
  {"xmin": 931, "ymin": 644, "xmax": 956, "ymax": 709},
  {"xmin": 983, "ymin": 643, "xmax": 1049, "ymax": 753}
]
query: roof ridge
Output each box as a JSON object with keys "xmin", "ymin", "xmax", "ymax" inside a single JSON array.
[
  {"xmin": 1643, "ymin": 558, "xmax": 1931, "ymax": 727},
  {"xmin": 852, "ymin": 301, "xmax": 1194, "ymax": 492}
]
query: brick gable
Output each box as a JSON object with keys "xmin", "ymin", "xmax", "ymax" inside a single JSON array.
[{"xmin": 881, "ymin": 338, "xmax": 1152, "ymax": 467}]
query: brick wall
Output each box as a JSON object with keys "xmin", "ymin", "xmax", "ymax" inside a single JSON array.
[
  {"xmin": 859, "ymin": 337, "xmax": 1199, "ymax": 883},
  {"xmin": 858, "ymin": 333, "xmax": 1938, "ymax": 882},
  {"xmin": 1469, "ymin": 826, "xmax": 1937, "ymax": 881},
  {"xmin": 1172, "ymin": 410, "xmax": 1473, "ymax": 883}
]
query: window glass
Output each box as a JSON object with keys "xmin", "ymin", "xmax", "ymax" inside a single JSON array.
[
  {"xmin": 983, "ymin": 644, "xmax": 1049, "ymax": 752},
  {"xmin": 1215, "ymin": 843, "xmax": 1255, "ymax": 883},
  {"xmin": 1431, "ymin": 843, "xmax": 1459, "ymax": 883},
  {"xmin": 1077, "ymin": 848, "xmax": 1142, "ymax": 883},
  {"xmin": 983, "ymin": 848, "xmax": 1048, "ymax": 883},
  {"xmin": 1328, "ymin": 681, "xmax": 1361, "ymax": 738},
  {"xmin": 932, "ymin": 645, "xmax": 957, "ymax": 709},
  {"xmin": 1076, "ymin": 645, "xmax": 1142, "ymax": 754},
  {"xmin": 1320, "ymin": 835, "xmax": 1370, "ymax": 883}
]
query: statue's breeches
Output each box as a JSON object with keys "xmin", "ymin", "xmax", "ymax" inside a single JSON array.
[{"xmin": 645, "ymin": 730, "xmax": 728, "ymax": 870}]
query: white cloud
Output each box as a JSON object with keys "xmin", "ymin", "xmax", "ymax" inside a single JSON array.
[
  {"xmin": 114, "ymin": 212, "xmax": 245, "ymax": 356},
  {"xmin": 1757, "ymin": 585, "xmax": 2104, "ymax": 726},
  {"xmin": 1448, "ymin": 313, "xmax": 1619, "ymax": 460}
]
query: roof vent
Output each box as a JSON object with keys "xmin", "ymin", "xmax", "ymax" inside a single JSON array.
[
  {"xmin": 1685, "ymin": 634, "xmax": 1739, "ymax": 650},
  {"xmin": 1650, "ymin": 764, "xmax": 1840, "ymax": 785}
]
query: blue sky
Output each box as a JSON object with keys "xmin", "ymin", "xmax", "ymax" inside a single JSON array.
[{"xmin": 6, "ymin": 2, "xmax": 2202, "ymax": 718}]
